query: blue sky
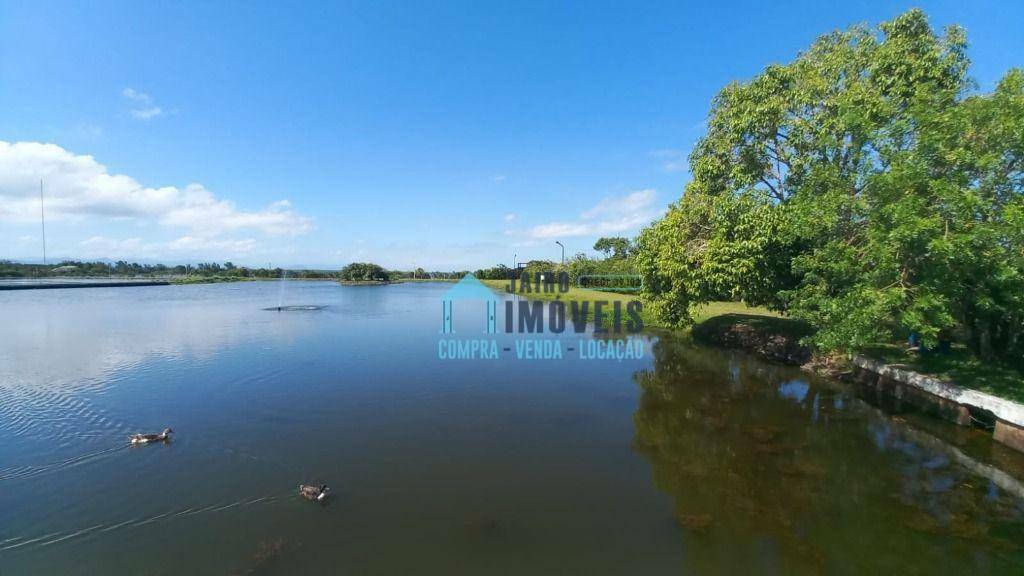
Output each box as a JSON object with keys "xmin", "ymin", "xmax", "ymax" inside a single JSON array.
[{"xmin": 1, "ymin": 1, "xmax": 1021, "ymax": 269}]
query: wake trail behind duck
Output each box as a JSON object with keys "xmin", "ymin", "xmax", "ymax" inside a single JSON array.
[
  {"xmin": 0, "ymin": 445, "xmax": 128, "ymax": 482},
  {"xmin": 0, "ymin": 489, "xmax": 293, "ymax": 553}
]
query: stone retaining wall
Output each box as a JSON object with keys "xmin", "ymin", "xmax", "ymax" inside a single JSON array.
[{"xmin": 852, "ymin": 356, "xmax": 1024, "ymax": 453}]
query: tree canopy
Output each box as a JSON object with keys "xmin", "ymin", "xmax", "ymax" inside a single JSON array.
[
  {"xmin": 593, "ymin": 237, "xmax": 633, "ymax": 259},
  {"xmin": 339, "ymin": 262, "xmax": 390, "ymax": 281},
  {"xmin": 636, "ymin": 9, "xmax": 1023, "ymax": 364}
]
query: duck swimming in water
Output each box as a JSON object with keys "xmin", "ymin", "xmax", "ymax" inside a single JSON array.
[
  {"xmin": 129, "ymin": 428, "xmax": 173, "ymax": 444},
  {"xmin": 298, "ymin": 484, "xmax": 330, "ymax": 502}
]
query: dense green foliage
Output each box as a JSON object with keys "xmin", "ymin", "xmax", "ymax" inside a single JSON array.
[
  {"xmin": 564, "ymin": 252, "xmax": 636, "ymax": 286},
  {"xmin": 636, "ymin": 10, "xmax": 1023, "ymax": 364},
  {"xmin": 593, "ymin": 236, "xmax": 634, "ymax": 259},
  {"xmin": 339, "ymin": 262, "xmax": 390, "ymax": 281},
  {"xmin": 473, "ymin": 264, "xmax": 512, "ymax": 280},
  {"xmin": 476, "ymin": 252, "xmax": 638, "ymax": 292},
  {"xmin": 475, "ymin": 241, "xmax": 639, "ymax": 288}
]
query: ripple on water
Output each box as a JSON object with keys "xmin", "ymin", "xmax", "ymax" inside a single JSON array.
[
  {"xmin": 0, "ymin": 492, "xmax": 291, "ymax": 554},
  {"xmin": 0, "ymin": 445, "xmax": 128, "ymax": 482},
  {"xmin": 0, "ymin": 383, "xmax": 134, "ymax": 446}
]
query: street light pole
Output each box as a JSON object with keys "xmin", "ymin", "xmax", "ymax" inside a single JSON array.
[
  {"xmin": 555, "ymin": 241, "xmax": 564, "ymax": 265},
  {"xmin": 39, "ymin": 179, "xmax": 47, "ymax": 266}
]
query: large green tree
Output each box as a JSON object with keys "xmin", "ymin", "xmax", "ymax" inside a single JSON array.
[
  {"xmin": 637, "ymin": 9, "xmax": 1023, "ymax": 362},
  {"xmin": 593, "ymin": 236, "xmax": 633, "ymax": 259},
  {"xmin": 340, "ymin": 262, "xmax": 390, "ymax": 281}
]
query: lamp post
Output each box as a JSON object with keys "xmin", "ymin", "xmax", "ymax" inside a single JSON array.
[
  {"xmin": 554, "ymin": 241, "xmax": 564, "ymax": 265},
  {"xmin": 39, "ymin": 180, "xmax": 46, "ymax": 266}
]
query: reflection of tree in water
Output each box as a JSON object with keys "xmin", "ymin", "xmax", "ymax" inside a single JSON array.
[
  {"xmin": 632, "ymin": 337, "xmax": 831, "ymax": 572},
  {"xmin": 632, "ymin": 336, "xmax": 1024, "ymax": 574}
]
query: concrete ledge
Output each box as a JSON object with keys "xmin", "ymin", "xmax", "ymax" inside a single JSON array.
[
  {"xmin": 852, "ymin": 356, "xmax": 1024, "ymax": 427},
  {"xmin": 853, "ymin": 355, "xmax": 1024, "ymax": 453},
  {"xmin": 995, "ymin": 421, "xmax": 1024, "ymax": 453}
]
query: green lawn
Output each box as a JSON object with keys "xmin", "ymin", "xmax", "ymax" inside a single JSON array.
[
  {"xmin": 480, "ymin": 279, "xmax": 779, "ymax": 329},
  {"xmin": 861, "ymin": 343, "xmax": 1024, "ymax": 403}
]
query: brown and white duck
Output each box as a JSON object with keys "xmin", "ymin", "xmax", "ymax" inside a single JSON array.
[
  {"xmin": 129, "ymin": 428, "xmax": 173, "ymax": 444},
  {"xmin": 298, "ymin": 484, "xmax": 330, "ymax": 502}
]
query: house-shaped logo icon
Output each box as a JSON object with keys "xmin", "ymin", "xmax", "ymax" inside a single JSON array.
[{"xmin": 441, "ymin": 274, "xmax": 498, "ymax": 334}]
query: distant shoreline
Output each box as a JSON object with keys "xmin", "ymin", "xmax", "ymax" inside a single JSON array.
[
  {"xmin": 338, "ymin": 278, "xmax": 457, "ymax": 286},
  {"xmin": 0, "ymin": 280, "xmax": 171, "ymax": 290},
  {"xmin": 0, "ymin": 276, "xmax": 339, "ymax": 289},
  {"xmin": 338, "ymin": 280, "xmax": 391, "ymax": 286}
]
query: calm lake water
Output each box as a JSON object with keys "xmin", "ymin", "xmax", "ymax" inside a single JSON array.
[{"xmin": 1, "ymin": 281, "xmax": 1023, "ymax": 574}]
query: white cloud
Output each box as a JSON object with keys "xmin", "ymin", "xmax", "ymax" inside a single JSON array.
[
  {"xmin": 490, "ymin": 174, "xmax": 507, "ymax": 182},
  {"xmin": 122, "ymin": 87, "xmax": 165, "ymax": 120},
  {"xmin": 73, "ymin": 235, "xmax": 259, "ymax": 260},
  {"xmin": 580, "ymin": 189, "xmax": 657, "ymax": 219},
  {"xmin": 80, "ymin": 235, "xmax": 141, "ymax": 249},
  {"xmin": 130, "ymin": 107, "xmax": 164, "ymax": 120},
  {"xmin": 75, "ymin": 123, "xmax": 104, "ymax": 139},
  {"xmin": 79, "ymin": 236, "xmax": 146, "ymax": 256},
  {"xmin": 167, "ymin": 236, "xmax": 257, "ymax": 253},
  {"xmin": 509, "ymin": 189, "xmax": 664, "ymax": 240},
  {"xmin": 122, "ymin": 88, "xmax": 149, "ymax": 102},
  {"xmin": 650, "ymin": 149, "xmax": 687, "ymax": 172},
  {"xmin": 503, "ymin": 213, "xmax": 517, "ymax": 222},
  {"xmin": 0, "ymin": 141, "xmax": 313, "ymax": 239},
  {"xmin": 159, "ymin": 192, "xmax": 311, "ymax": 237},
  {"xmin": 338, "ymin": 240, "xmax": 509, "ymax": 270}
]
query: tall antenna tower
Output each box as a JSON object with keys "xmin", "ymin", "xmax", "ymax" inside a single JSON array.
[{"xmin": 39, "ymin": 179, "xmax": 47, "ymax": 265}]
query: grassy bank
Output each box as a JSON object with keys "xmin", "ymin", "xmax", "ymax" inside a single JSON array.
[{"xmin": 861, "ymin": 344, "xmax": 1024, "ymax": 403}]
